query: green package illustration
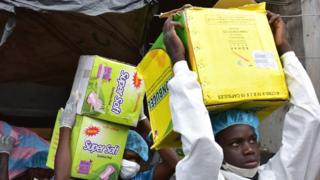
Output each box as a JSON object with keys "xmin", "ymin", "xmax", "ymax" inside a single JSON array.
[
  {"xmin": 47, "ymin": 110, "xmax": 129, "ymax": 179},
  {"xmin": 71, "ymin": 55, "xmax": 145, "ymax": 127}
]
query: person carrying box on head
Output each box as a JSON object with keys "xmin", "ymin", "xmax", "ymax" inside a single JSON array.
[{"xmin": 163, "ymin": 10, "xmax": 320, "ymax": 180}]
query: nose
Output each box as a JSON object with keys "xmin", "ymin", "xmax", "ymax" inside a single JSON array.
[{"xmin": 243, "ymin": 142, "xmax": 255, "ymax": 155}]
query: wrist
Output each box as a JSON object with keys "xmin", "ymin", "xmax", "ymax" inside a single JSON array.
[
  {"xmin": 0, "ymin": 151, "xmax": 10, "ymax": 155},
  {"xmin": 172, "ymin": 56, "xmax": 186, "ymax": 65},
  {"xmin": 0, "ymin": 152, "xmax": 9, "ymax": 161},
  {"xmin": 60, "ymin": 124, "xmax": 73, "ymax": 129},
  {"xmin": 60, "ymin": 127, "xmax": 73, "ymax": 133},
  {"xmin": 169, "ymin": 51, "xmax": 185, "ymax": 65},
  {"xmin": 277, "ymin": 41, "xmax": 292, "ymax": 56},
  {"xmin": 59, "ymin": 127, "xmax": 72, "ymax": 140}
]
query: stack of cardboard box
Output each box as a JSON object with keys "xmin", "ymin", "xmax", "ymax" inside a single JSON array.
[{"xmin": 47, "ymin": 56, "xmax": 145, "ymax": 179}]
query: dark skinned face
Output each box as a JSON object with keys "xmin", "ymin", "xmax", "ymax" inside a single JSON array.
[
  {"xmin": 216, "ymin": 124, "xmax": 260, "ymax": 169},
  {"xmin": 123, "ymin": 150, "xmax": 141, "ymax": 164}
]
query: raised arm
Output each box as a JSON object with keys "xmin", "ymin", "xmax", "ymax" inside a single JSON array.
[
  {"xmin": 260, "ymin": 12, "xmax": 320, "ymax": 180},
  {"xmin": 54, "ymin": 92, "xmax": 79, "ymax": 180},
  {"xmin": 0, "ymin": 135, "xmax": 15, "ymax": 180},
  {"xmin": 135, "ymin": 106, "xmax": 180, "ymax": 180},
  {"xmin": 163, "ymin": 17, "xmax": 224, "ymax": 180},
  {"xmin": 152, "ymin": 147, "xmax": 180, "ymax": 180},
  {"xmin": 55, "ymin": 127, "xmax": 72, "ymax": 180}
]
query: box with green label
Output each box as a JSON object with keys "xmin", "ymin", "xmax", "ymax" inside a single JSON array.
[
  {"xmin": 71, "ymin": 55, "xmax": 145, "ymax": 127},
  {"xmin": 137, "ymin": 38, "xmax": 179, "ymax": 149},
  {"xmin": 138, "ymin": 3, "xmax": 289, "ymax": 149},
  {"xmin": 46, "ymin": 110, "xmax": 129, "ymax": 179}
]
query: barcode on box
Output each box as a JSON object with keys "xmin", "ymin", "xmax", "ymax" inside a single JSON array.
[{"xmin": 253, "ymin": 50, "xmax": 277, "ymax": 69}]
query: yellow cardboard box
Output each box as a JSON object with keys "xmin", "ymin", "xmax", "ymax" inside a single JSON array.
[
  {"xmin": 137, "ymin": 42, "xmax": 179, "ymax": 149},
  {"xmin": 138, "ymin": 3, "xmax": 289, "ymax": 149},
  {"xmin": 185, "ymin": 4, "xmax": 288, "ymax": 111}
]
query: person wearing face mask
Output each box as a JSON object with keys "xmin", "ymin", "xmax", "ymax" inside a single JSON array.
[
  {"xmin": 120, "ymin": 130, "xmax": 149, "ymax": 180},
  {"xmin": 125, "ymin": 107, "xmax": 180, "ymax": 180},
  {"xmin": 163, "ymin": 10, "xmax": 320, "ymax": 180},
  {"xmin": 54, "ymin": 92, "xmax": 179, "ymax": 180},
  {"xmin": 120, "ymin": 129, "xmax": 179, "ymax": 180}
]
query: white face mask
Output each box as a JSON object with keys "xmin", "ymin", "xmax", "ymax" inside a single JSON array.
[
  {"xmin": 120, "ymin": 159, "xmax": 140, "ymax": 179},
  {"xmin": 222, "ymin": 162, "xmax": 259, "ymax": 178}
]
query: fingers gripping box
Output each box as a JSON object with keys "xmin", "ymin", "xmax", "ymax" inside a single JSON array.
[
  {"xmin": 46, "ymin": 110, "xmax": 129, "ymax": 179},
  {"xmin": 71, "ymin": 55, "xmax": 145, "ymax": 127},
  {"xmin": 138, "ymin": 3, "xmax": 289, "ymax": 149}
]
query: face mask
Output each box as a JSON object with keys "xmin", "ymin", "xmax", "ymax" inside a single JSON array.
[
  {"xmin": 222, "ymin": 162, "xmax": 259, "ymax": 178},
  {"xmin": 120, "ymin": 159, "xmax": 140, "ymax": 179}
]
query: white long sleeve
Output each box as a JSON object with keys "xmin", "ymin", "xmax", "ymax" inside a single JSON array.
[
  {"xmin": 168, "ymin": 61, "xmax": 224, "ymax": 180},
  {"xmin": 169, "ymin": 52, "xmax": 320, "ymax": 180},
  {"xmin": 259, "ymin": 51, "xmax": 320, "ymax": 180}
]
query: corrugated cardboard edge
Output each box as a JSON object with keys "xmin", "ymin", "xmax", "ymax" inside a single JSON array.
[{"xmin": 214, "ymin": 0, "xmax": 256, "ymax": 9}]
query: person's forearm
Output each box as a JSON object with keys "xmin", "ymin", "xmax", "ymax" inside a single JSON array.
[
  {"xmin": 282, "ymin": 52, "xmax": 319, "ymax": 106},
  {"xmin": 159, "ymin": 148, "xmax": 179, "ymax": 170},
  {"xmin": 55, "ymin": 127, "xmax": 72, "ymax": 180},
  {"xmin": 0, "ymin": 153, "xmax": 9, "ymax": 180},
  {"xmin": 168, "ymin": 61, "xmax": 223, "ymax": 179},
  {"xmin": 153, "ymin": 148, "xmax": 180, "ymax": 180},
  {"xmin": 168, "ymin": 61, "xmax": 217, "ymax": 146},
  {"xmin": 262, "ymin": 52, "xmax": 320, "ymax": 180}
]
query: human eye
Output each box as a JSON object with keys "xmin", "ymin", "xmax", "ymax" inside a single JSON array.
[
  {"xmin": 249, "ymin": 137, "xmax": 257, "ymax": 144},
  {"xmin": 230, "ymin": 140, "xmax": 240, "ymax": 147},
  {"xmin": 231, "ymin": 142, "xmax": 239, "ymax": 147}
]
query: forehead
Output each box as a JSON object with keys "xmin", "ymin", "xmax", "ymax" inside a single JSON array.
[
  {"xmin": 124, "ymin": 150, "xmax": 139, "ymax": 158},
  {"xmin": 217, "ymin": 124, "xmax": 256, "ymax": 141}
]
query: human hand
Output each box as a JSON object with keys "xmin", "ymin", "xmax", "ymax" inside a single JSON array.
[
  {"xmin": 0, "ymin": 135, "xmax": 15, "ymax": 154},
  {"xmin": 267, "ymin": 11, "xmax": 292, "ymax": 55},
  {"xmin": 163, "ymin": 16, "xmax": 186, "ymax": 64},
  {"xmin": 60, "ymin": 91, "xmax": 80, "ymax": 128}
]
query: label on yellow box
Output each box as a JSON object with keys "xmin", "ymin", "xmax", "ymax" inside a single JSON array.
[{"xmin": 138, "ymin": 4, "xmax": 288, "ymax": 149}]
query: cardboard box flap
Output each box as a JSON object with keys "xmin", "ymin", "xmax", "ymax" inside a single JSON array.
[
  {"xmin": 235, "ymin": 2, "xmax": 266, "ymax": 13},
  {"xmin": 214, "ymin": 0, "xmax": 256, "ymax": 9}
]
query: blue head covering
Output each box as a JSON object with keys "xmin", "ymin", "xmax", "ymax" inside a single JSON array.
[
  {"xmin": 210, "ymin": 109, "xmax": 260, "ymax": 140},
  {"xmin": 125, "ymin": 130, "xmax": 149, "ymax": 162}
]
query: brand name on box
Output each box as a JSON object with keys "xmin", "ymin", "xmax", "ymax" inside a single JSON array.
[
  {"xmin": 112, "ymin": 70, "xmax": 130, "ymax": 114},
  {"xmin": 148, "ymin": 79, "xmax": 170, "ymax": 110},
  {"xmin": 83, "ymin": 140, "xmax": 120, "ymax": 155}
]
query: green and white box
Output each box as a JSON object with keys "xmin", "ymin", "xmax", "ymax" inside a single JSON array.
[
  {"xmin": 47, "ymin": 110, "xmax": 129, "ymax": 179},
  {"xmin": 71, "ymin": 55, "xmax": 145, "ymax": 127}
]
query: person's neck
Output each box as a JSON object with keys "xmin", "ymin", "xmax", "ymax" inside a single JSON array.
[{"xmin": 222, "ymin": 162, "xmax": 259, "ymax": 178}]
